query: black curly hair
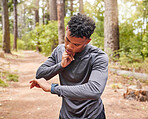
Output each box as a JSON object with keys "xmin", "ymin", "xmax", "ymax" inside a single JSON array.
[{"xmin": 67, "ymin": 13, "xmax": 96, "ymax": 39}]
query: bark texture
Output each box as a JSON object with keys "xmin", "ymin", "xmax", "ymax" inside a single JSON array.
[
  {"xmin": 70, "ymin": 0, "xmax": 73, "ymax": 16},
  {"xmin": 13, "ymin": 0, "xmax": 18, "ymax": 51},
  {"xmin": 79, "ymin": 0, "xmax": 83, "ymax": 13},
  {"xmin": 57, "ymin": 0, "xmax": 65, "ymax": 44},
  {"xmin": 50, "ymin": 0, "xmax": 57, "ymax": 20},
  {"xmin": 35, "ymin": 0, "xmax": 41, "ymax": 52},
  {"xmin": 2, "ymin": 0, "xmax": 11, "ymax": 53},
  {"xmin": 104, "ymin": 0, "xmax": 119, "ymax": 57},
  {"xmin": 35, "ymin": 0, "xmax": 39, "ymax": 25}
]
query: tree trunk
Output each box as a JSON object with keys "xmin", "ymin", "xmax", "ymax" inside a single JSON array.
[
  {"xmin": 50, "ymin": 0, "xmax": 57, "ymax": 20},
  {"xmin": 57, "ymin": 0, "xmax": 65, "ymax": 44},
  {"xmin": 0, "ymin": 0, "xmax": 2, "ymax": 30},
  {"xmin": 35, "ymin": 0, "xmax": 39, "ymax": 26},
  {"xmin": 2, "ymin": 0, "xmax": 11, "ymax": 53},
  {"xmin": 104, "ymin": 0, "xmax": 119, "ymax": 57},
  {"xmin": 42, "ymin": 7, "xmax": 45, "ymax": 24},
  {"xmin": 79, "ymin": 0, "xmax": 83, "ymax": 14},
  {"xmin": 64, "ymin": 0, "xmax": 66, "ymax": 17},
  {"xmin": 50, "ymin": 0, "xmax": 58, "ymax": 50},
  {"xmin": 42, "ymin": 0, "xmax": 45, "ymax": 24},
  {"xmin": 13, "ymin": 0, "xmax": 18, "ymax": 51},
  {"xmin": 70, "ymin": 0, "xmax": 73, "ymax": 16},
  {"xmin": 46, "ymin": 0, "xmax": 50, "ymax": 21},
  {"xmin": 34, "ymin": 0, "xmax": 41, "ymax": 52}
]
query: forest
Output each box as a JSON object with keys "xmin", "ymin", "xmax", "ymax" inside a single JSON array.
[
  {"xmin": 0, "ymin": 0, "xmax": 148, "ymax": 73},
  {"xmin": 0, "ymin": 0, "xmax": 148, "ymax": 119}
]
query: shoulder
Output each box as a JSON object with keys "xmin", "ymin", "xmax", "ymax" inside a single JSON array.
[
  {"xmin": 49, "ymin": 44, "xmax": 65, "ymax": 59},
  {"xmin": 53, "ymin": 44, "xmax": 65, "ymax": 54},
  {"xmin": 88, "ymin": 44, "xmax": 109, "ymax": 63},
  {"xmin": 55, "ymin": 44, "xmax": 65, "ymax": 51}
]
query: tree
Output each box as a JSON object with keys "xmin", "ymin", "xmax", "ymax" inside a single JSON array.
[
  {"xmin": 41, "ymin": 0, "xmax": 45, "ymax": 24},
  {"xmin": 70, "ymin": 0, "xmax": 73, "ymax": 16},
  {"xmin": 2, "ymin": 0, "xmax": 11, "ymax": 53},
  {"xmin": 34, "ymin": 0, "xmax": 41, "ymax": 52},
  {"xmin": 104, "ymin": 0, "xmax": 119, "ymax": 57},
  {"xmin": 0, "ymin": 0, "xmax": 2, "ymax": 31},
  {"xmin": 50, "ymin": 0, "xmax": 57, "ymax": 20},
  {"xmin": 50, "ymin": 0, "xmax": 58, "ymax": 50},
  {"xmin": 13, "ymin": 0, "xmax": 18, "ymax": 51},
  {"xmin": 46, "ymin": 0, "xmax": 50, "ymax": 22},
  {"xmin": 35, "ymin": 0, "xmax": 39, "ymax": 26},
  {"xmin": 79, "ymin": 0, "xmax": 83, "ymax": 13},
  {"xmin": 57, "ymin": 0, "xmax": 65, "ymax": 44}
]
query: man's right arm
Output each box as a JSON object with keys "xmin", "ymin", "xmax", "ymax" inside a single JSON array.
[{"xmin": 36, "ymin": 47, "xmax": 64, "ymax": 80}]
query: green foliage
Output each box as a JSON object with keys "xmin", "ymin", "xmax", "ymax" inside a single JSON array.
[
  {"xmin": 117, "ymin": 0, "xmax": 148, "ymax": 65},
  {"xmin": 21, "ymin": 33, "xmax": 36, "ymax": 50},
  {"xmin": 6, "ymin": 73, "xmax": 19, "ymax": 82},
  {"xmin": 0, "ymin": 32, "xmax": 25, "ymax": 50},
  {"xmin": 8, "ymin": 0, "xmax": 13, "ymax": 12},
  {"xmin": 141, "ymin": 33, "xmax": 148, "ymax": 59},
  {"xmin": 0, "ymin": 79, "xmax": 8, "ymax": 87},
  {"xmin": 64, "ymin": 17, "xmax": 70, "ymax": 27},
  {"xmin": 91, "ymin": 21, "xmax": 104, "ymax": 50},
  {"xmin": 21, "ymin": 21, "xmax": 58, "ymax": 56},
  {"xmin": 17, "ymin": 39, "xmax": 25, "ymax": 50},
  {"xmin": 0, "ymin": 71, "xmax": 19, "ymax": 87},
  {"xmin": 84, "ymin": 0, "xmax": 148, "ymax": 74},
  {"xmin": 84, "ymin": 0, "xmax": 104, "ymax": 50},
  {"xmin": 0, "ymin": 0, "xmax": 147, "ymax": 75}
]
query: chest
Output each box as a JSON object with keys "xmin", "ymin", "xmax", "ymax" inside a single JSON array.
[{"xmin": 61, "ymin": 54, "xmax": 92, "ymax": 84}]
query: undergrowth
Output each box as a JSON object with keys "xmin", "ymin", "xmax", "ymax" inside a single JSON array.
[{"xmin": 0, "ymin": 71, "xmax": 19, "ymax": 87}]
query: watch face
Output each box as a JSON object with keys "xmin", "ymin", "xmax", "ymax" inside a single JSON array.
[{"xmin": 51, "ymin": 83, "xmax": 59, "ymax": 94}]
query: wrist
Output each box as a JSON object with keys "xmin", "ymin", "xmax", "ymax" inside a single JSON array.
[{"xmin": 51, "ymin": 83, "xmax": 59, "ymax": 94}]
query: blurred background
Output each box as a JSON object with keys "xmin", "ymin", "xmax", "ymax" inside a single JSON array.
[
  {"xmin": 0, "ymin": 0, "xmax": 148, "ymax": 119},
  {"xmin": 0, "ymin": 0, "xmax": 148, "ymax": 73}
]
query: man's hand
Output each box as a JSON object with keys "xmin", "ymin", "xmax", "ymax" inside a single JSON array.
[
  {"xmin": 61, "ymin": 52, "xmax": 74, "ymax": 68},
  {"xmin": 29, "ymin": 79, "xmax": 51, "ymax": 92}
]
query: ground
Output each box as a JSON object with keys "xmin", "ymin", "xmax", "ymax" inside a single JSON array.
[{"xmin": 0, "ymin": 51, "xmax": 148, "ymax": 119}]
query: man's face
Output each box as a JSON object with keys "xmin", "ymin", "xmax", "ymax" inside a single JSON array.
[{"xmin": 64, "ymin": 29, "xmax": 91, "ymax": 56}]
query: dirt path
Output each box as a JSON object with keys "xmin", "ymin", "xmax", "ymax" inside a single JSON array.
[{"xmin": 0, "ymin": 51, "xmax": 148, "ymax": 119}]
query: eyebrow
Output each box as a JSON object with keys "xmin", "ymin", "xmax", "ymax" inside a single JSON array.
[{"xmin": 66, "ymin": 37, "xmax": 81, "ymax": 46}]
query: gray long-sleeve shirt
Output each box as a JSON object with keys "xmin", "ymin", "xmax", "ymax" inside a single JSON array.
[{"xmin": 36, "ymin": 44, "xmax": 108, "ymax": 119}]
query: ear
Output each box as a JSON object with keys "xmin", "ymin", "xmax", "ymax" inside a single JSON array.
[{"xmin": 86, "ymin": 38, "xmax": 91, "ymax": 44}]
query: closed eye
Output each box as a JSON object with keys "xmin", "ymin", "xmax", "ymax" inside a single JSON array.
[
  {"xmin": 74, "ymin": 44, "xmax": 80, "ymax": 46},
  {"xmin": 66, "ymin": 37, "xmax": 81, "ymax": 46}
]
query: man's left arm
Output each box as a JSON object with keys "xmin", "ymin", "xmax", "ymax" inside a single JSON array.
[{"xmin": 52, "ymin": 53, "xmax": 109, "ymax": 100}]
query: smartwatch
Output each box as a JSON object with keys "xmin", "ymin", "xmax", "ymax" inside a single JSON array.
[{"xmin": 51, "ymin": 83, "xmax": 59, "ymax": 94}]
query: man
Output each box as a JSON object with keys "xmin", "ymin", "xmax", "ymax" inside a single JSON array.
[{"xmin": 30, "ymin": 13, "xmax": 108, "ymax": 119}]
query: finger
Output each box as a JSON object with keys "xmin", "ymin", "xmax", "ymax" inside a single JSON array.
[
  {"xmin": 30, "ymin": 80, "xmax": 37, "ymax": 89},
  {"xmin": 69, "ymin": 56, "xmax": 74, "ymax": 62},
  {"xmin": 69, "ymin": 55, "xmax": 74, "ymax": 61},
  {"xmin": 29, "ymin": 79, "xmax": 36, "ymax": 83},
  {"xmin": 30, "ymin": 83, "xmax": 35, "ymax": 89},
  {"xmin": 65, "ymin": 55, "xmax": 73, "ymax": 61},
  {"xmin": 63, "ymin": 52, "xmax": 73, "ymax": 59},
  {"xmin": 64, "ymin": 51, "xmax": 75, "ymax": 58}
]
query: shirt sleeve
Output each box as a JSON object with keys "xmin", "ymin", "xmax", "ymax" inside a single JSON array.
[
  {"xmin": 53, "ymin": 53, "xmax": 109, "ymax": 100},
  {"xmin": 36, "ymin": 46, "xmax": 64, "ymax": 80}
]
